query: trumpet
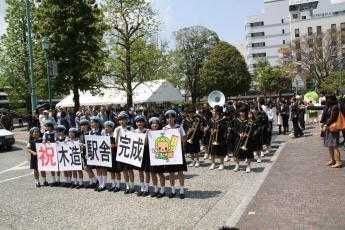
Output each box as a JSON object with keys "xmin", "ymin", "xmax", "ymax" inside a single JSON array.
[{"xmin": 187, "ymin": 116, "xmax": 201, "ymax": 144}]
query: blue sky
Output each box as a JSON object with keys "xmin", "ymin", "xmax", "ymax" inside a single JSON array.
[{"xmin": 0, "ymin": 0, "xmax": 264, "ymax": 44}]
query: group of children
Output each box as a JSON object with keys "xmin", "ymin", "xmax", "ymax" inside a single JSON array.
[{"xmin": 28, "ymin": 110, "xmax": 187, "ymax": 199}]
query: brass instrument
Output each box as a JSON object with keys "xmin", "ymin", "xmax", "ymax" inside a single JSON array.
[
  {"xmin": 187, "ymin": 115, "xmax": 201, "ymax": 144},
  {"xmin": 233, "ymin": 121, "xmax": 253, "ymax": 157},
  {"xmin": 207, "ymin": 91, "xmax": 226, "ymax": 146},
  {"xmin": 240, "ymin": 122, "xmax": 253, "ymax": 151}
]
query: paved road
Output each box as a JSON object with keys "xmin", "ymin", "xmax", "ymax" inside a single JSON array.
[
  {"xmin": 0, "ymin": 134, "xmax": 288, "ymax": 230},
  {"xmin": 237, "ymin": 126, "xmax": 345, "ymax": 229}
]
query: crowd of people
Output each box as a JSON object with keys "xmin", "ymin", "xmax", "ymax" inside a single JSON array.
[{"xmin": 26, "ymin": 95, "xmax": 323, "ymax": 199}]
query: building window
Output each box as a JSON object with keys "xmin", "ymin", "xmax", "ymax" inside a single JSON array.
[
  {"xmin": 251, "ymin": 32, "xmax": 265, "ymax": 37},
  {"xmin": 317, "ymin": 26, "xmax": 322, "ymax": 35},
  {"xmin": 282, "ymin": 29, "xmax": 285, "ymax": 34},
  {"xmin": 252, "ymin": 53, "xmax": 266, "ymax": 58},
  {"xmin": 292, "ymin": 14, "xmax": 298, "ymax": 19},
  {"xmin": 295, "ymin": 28, "xmax": 300, "ymax": 38},
  {"xmin": 302, "ymin": 15, "xmax": 307, "ymax": 20},
  {"xmin": 252, "ymin": 42, "xmax": 265, "ymax": 47},
  {"xmin": 295, "ymin": 40, "xmax": 300, "ymax": 50},
  {"xmin": 283, "ymin": 40, "xmax": 286, "ymax": 44},
  {"xmin": 308, "ymin": 39, "xmax": 313, "ymax": 48},
  {"xmin": 281, "ymin": 18, "xmax": 284, "ymax": 23},
  {"xmin": 331, "ymin": 24, "xmax": 337, "ymax": 33},
  {"xmin": 308, "ymin": 27, "xmax": 313, "ymax": 36},
  {"xmin": 296, "ymin": 53, "xmax": 301, "ymax": 61},
  {"xmin": 250, "ymin": 21, "xmax": 264, "ymax": 27}
]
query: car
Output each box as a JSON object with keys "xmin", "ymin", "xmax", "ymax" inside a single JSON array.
[{"xmin": 0, "ymin": 122, "xmax": 15, "ymax": 150}]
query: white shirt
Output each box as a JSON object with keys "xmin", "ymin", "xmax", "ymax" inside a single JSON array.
[{"xmin": 163, "ymin": 124, "xmax": 186, "ymax": 138}]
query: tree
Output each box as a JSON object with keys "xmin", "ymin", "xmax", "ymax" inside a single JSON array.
[
  {"xmin": 320, "ymin": 71, "xmax": 345, "ymax": 94},
  {"xmin": 36, "ymin": 0, "xmax": 107, "ymax": 110},
  {"xmin": 200, "ymin": 41, "xmax": 251, "ymax": 96},
  {"xmin": 254, "ymin": 60, "xmax": 290, "ymax": 95},
  {"xmin": 174, "ymin": 26, "xmax": 219, "ymax": 105},
  {"xmin": 0, "ymin": 0, "xmax": 46, "ymax": 113},
  {"xmin": 104, "ymin": 0, "xmax": 159, "ymax": 107},
  {"xmin": 292, "ymin": 30, "xmax": 343, "ymax": 89}
]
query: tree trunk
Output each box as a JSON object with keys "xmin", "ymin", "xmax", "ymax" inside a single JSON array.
[
  {"xmin": 73, "ymin": 81, "xmax": 80, "ymax": 111},
  {"xmin": 125, "ymin": 44, "xmax": 133, "ymax": 107}
]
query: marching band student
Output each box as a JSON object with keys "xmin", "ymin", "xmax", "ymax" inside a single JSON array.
[
  {"xmin": 79, "ymin": 119, "xmax": 97, "ymax": 189},
  {"xmin": 248, "ymin": 110, "xmax": 262, "ymax": 163},
  {"xmin": 56, "ymin": 125, "xmax": 72, "ymax": 187},
  {"xmin": 148, "ymin": 117, "xmax": 166, "ymax": 198},
  {"xmin": 163, "ymin": 110, "xmax": 187, "ymax": 199},
  {"xmin": 27, "ymin": 127, "xmax": 48, "ymax": 187},
  {"xmin": 208, "ymin": 105, "xmax": 228, "ymax": 170},
  {"xmin": 232, "ymin": 106, "xmax": 254, "ymax": 173},
  {"xmin": 68, "ymin": 128, "xmax": 84, "ymax": 189},
  {"xmin": 135, "ymin": 115, "xmax": 151, "ymax": 197},
  {"xmin": 103, "ymin": 121, "xmax": 122, "ymax": 193},
  {"xmin": 183, "ymin": 106, "xmax": 203, "ymax": 168},
  {"xmin": 89, "ymin": 116, "xmax": 105, "ymax": 192},
  {"xmin": 42, "ymin": 120, "xmax": 61, "ymax": 186},
  {"xmin": 114, "ymin": 111, "xmax": 135, "ymax": 194}
]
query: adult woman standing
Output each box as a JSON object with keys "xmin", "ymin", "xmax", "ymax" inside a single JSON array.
[{"xmin": 322, "ymin": 95, "xmax": 342, "ymax": 168}]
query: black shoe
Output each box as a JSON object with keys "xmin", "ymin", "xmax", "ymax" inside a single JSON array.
[
  {"xmin": 94, "ymin": 186, "xmax": 99, "ymax": 191},
  {"xmin": 71, "ymin": 183, "xmax": 78, "ymax": 188},
  {"xmin": 179, "ymin": 193, "xmax": 185, "ymax": 199},
  {"xmin": 98, "ymin": 187, "xmax": 106, "ymax": 192},
  {"xmin": 109, "ymin": 187, "xmax": 115, "ymax": 192},
  {"xmin": 137, "ymin": 191, "xmax": 143, "ymax": 197},
  {"xmin": 113, "ymin": 187, "xmax": 121, "ymax": 193},
  {"xmin": 90, "ymin": 183, "xmax": 97, "ymax": 189},
  {"xmin": 168, "ymin": 193, "xmax": 176, "ymax": 199},
  {"xmin": 43, "ymin": 181, "xmax": 49, "ymax": 186},
  {"xmin": 151, "ymin": 192, "xmax": 158, "ymax": 197},
  {"xmin": 129, "ymin": 188, "xmax": 135, "ymax": 194},
  {"xmin": 49, "ymin": 182, "xmax": 56, "ymax": 187},
  {"xmin": 142, "ymin": 191, "xmax": 149, "ymax": 197},
  {"xmin": 36, "ymin": 183, "xmax": 41, "ymax": 188},
  {"xmin": 75, "ymin": 184, "xmax": 82, "ymax": 189},
  {"xmin": 124, "ymin": 189, "xmax": 130, "ymax": 194},
  {"xmin": 156, "ymin": 192, "xmax": 165, "ymax": 198},
  {"xmin": 55, "ymin": 181, "xmax": 61, "ymax": 187}
]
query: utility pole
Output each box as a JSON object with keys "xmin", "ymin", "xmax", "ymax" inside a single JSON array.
[
  {"xmin": 42, "ymin": 36, "xmax": 52, "ymax": 109},
  {"xmin": 25, "ymin": 0, "xmax": 37, "ymax": 115}
]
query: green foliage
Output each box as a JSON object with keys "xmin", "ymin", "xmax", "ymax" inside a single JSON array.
[
  {"xmin": 104, "ymin": 0, "xmax": 159, "ymax": 106},
  {"xmin": 254, "ymin": 60, "xmax": 290, "ymax": 94},
  {"xmin": 174, "ymin": 26, "xmax": 220, "ymax": 104},
  {"xmin": 200, "ymin": 41, "xmax": 251, "ymax": 96},
  {"xmin": 36, "ymin": 0, "xmax": 107, "ymax": 109},
  {"xmin": 320, "ymin": 71, "xmax": 345, "ymax": 94}
]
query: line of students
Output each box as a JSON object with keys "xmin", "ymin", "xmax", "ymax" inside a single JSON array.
[{"xmin": 28, "ymin": 110, "xmax": 187, "ymax": 199}]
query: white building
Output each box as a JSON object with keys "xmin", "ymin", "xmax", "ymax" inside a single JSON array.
[
  {"xmin": 246, "ymin": 0, "xmax": 291, "ymax": 73},
  {"xmin": 246, "ymin": 0, "xmax": 345, "ymax": 75}
]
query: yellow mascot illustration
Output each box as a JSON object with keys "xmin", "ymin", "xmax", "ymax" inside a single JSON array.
[{"xmin": 154, "ymin": 133, "xmax": 178, "ymax": 161}]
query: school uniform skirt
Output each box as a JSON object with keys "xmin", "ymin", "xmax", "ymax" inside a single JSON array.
[
  {"xmin": 151, "ymin": 153, "xmax": 188, "ymax": 173},
  {"xmin": 185, "ymin": 142, "xmax": 200, "ymax": 154},
  {"xmin": 139, "ymin": 147, "xmax": 151, "ymax": 172},
  {"xmin": 30, "ymin": 155, "xmax": 38, "ymax": 170},
  {"xmin": 209, "ymin": 144, "xmax": 227, "ymax": 156},
  {"xmin": 107, "ymin": 152, "xmax": 123, "ymax": 173}
]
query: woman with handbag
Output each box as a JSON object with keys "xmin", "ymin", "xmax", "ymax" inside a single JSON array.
[{"xmin": 322, "ymin": 95, "xmax": 342, "ymax": 168}]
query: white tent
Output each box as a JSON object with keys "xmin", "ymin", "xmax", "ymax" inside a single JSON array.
[{"xmin": 56, "ymin": 79, "xmax": 184, "ymax": 108}]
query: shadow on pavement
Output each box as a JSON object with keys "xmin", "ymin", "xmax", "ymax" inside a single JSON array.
[
  {"xmin": 187, "ymin": 190, "xmax": 222, "ymax": 199},
  {"xmin": 0, "ymin": 146, "xmax": 23, "ymax": 153}
]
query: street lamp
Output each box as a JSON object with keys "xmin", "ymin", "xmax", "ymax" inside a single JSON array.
[
  {"xmin": 25, "ymin": 0, "xmax": 37, "ymax": 115},
  {"xmin": 42, "ymin": 36, "xmax": 52, "ymax": 109}
]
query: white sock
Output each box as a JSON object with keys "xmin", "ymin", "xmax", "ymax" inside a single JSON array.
[
  {"xmin": 112, "ymin": 179, "xmax": 116, "ymax": 187},
  {"xmin": 42, "ymin": 177, "xmax": 47, "ymax": 183},
  {"xmin": 35, "ymin": 178, "xmax": 40, "ymax": 184},
  {"xmin": 180, "ymin": 186, "xmax": 185, "ymax": 194},
  {"xmin": 126, "ymin": 182, "xmax": 130, "ymax": 190},
  {"xmin": 57, "ymin": 175, "xmax": 61, "ymax": 182},
  {"xmin": 51, "ymin": 176, "xmax": 56, "ymax": 183},
  {"xmin": 160, "ymin": 187, "xmax": 165, "ymax": 194},
  {"xmin": 91, "ymin": 177, "xmax": 96, "ymax": 184},
  {"xmin": 140, "ymin": 182, "xmax": 144, "ymax": 191},
  {"xmin": 171, "ymin": 186, "xmax": 176, "ymax": 194},
  {"xmin": 115, "ymin": 180, "xmax": 120, "ymax": 188},
  {"xmin": 145, "ymin": 183, "xmax": 149, "ymax": 191},
  {"xmin": 154, "ymin": 186, "xmax": 158, "ymax": 193},
  {"xmin": 79, "ymin": 178, "xmax": 83, "ymax": 185}
]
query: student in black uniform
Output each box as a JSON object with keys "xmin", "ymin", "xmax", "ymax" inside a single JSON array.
[
  {"xmin": 42, "ymin": 120, "xmax": 61, "ymax": 186},
  {"xmin": 27, "ymin": 127, "xmax": 48, "ymax": 187},
  {"xmin": 68, "ymin": 127, "xmax": 84, "ymax": 189},
  {"xmin": 208, "ymin": 105, "xmax": 228, "ymax": 170},
  {"xmin": 163, "ymin": 110, "xmax": 187, "ymax": 199},
  {"xmin": 114, "ymin": 111, "xmax": 135, "ymax": 194},
  {"xmin": 102, "ymin": 121, "xmax": 121, "ymax": 193},
  {"xmin": 232, "ymin": 106, "xmax": 254, "ymax": 173},
  {"xmin": 148, "ymin": 117, "xmax": 166, "ymax": 198},
  {"xmin": 89, "ymin": 116, "xmax": 105, "ymax": 192},
  {"xmin": 79, "ymin": 119, "xmax": 97, "ymax": 188},
  {"xmin": 135, "ymin": 115, "xmax": 151, "ymax": 197},
  {"xmin": 56, "ymin": 125, "xmax": 72, "ymax": 187}
]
